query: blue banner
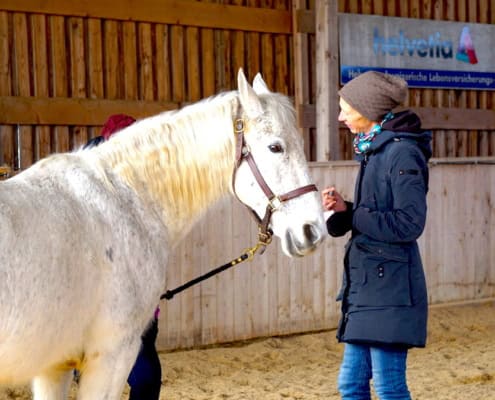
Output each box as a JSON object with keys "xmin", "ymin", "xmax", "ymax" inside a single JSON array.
[
  {"xmin": 341, "ymin": 66, "xmax": 495, "ymax": 90},
  {"xmin": 339, "ymin": 14, "xmax": 495, "ymax": 90}
]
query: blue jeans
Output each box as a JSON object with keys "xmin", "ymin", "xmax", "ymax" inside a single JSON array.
[{"xmin": 338, "ymin": 343, "xmax": 411, "ymax": 400}]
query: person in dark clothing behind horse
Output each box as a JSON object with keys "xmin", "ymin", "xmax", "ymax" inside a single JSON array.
[
  {"xmin": 84, "ymin": 114, "xmax": 162, "ymax": 400},
  {"xmin": 321, "ymin": 71, "xmax": 432, "ymax": 400}
]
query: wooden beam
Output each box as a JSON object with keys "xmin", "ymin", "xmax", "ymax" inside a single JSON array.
[
  {"xmin": 0, "ymin": 0, "xmax": 291, "ymax": 34},
  {"xmin": 414, "ymin": 107, "xmax": 495, "ymax": 131},
  {"xmin": 315, "ymin": 0, "xmax": 340, "ymax": 161},
  {"xmin": 5, "ymin": 95, "xmax": 493, "ymax": 132},
  {"xmin": 298, "ymin": 104, "xmax": 495, "ymax": 131},
  {"xmin": 292, "ymin": 1, "xmax": 311, "ymax": 159},
  {"xmin": 0, "ymin": 96, "xmax": 179, "ymax": 125}
]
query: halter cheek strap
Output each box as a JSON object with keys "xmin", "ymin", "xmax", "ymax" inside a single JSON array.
[{"xmin": 232, "ymin": 117, "xmax": 317, "ymax": 254}]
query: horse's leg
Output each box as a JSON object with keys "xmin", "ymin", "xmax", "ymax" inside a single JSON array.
[
  {"xmin": 76, "ymin": 342, "xmax": 139, "ymax": 400},
  {"xmin": 32, "ymin": 368, "xmax": 73, "ymax": 400}
]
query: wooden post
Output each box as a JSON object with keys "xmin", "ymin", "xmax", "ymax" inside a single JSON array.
[
  {"xmin": 315, "ymin": 0, "xmax": 339, "ymax": 161},
  {"xmin": 292, "ymin": 0, "xmax": 311, "ymax": 159},
  {"xmin": 87, "ymin": 17, "xmax": 104, "ymax": 141},
  {"xmin": 50, "ymin": 15, "xmax": 70, "ymax": 152},
  {"xmin": 0, "ymin": 11, "xmax": 14, "ymax": 168},
  {"xmin": 13, "ymin": 13, "xmax": 33, "ymax": 169}
]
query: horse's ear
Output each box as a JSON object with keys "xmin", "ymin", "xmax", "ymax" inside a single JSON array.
[
  {"xmin": 252, "ymin": 73, "xmax": 271, "ymax": 95},
  {"xmin": 237, "ymin": 68, "xmax": 263, "ymax": 119}
]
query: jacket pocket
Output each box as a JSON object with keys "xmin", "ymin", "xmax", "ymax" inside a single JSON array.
[{"xmin": 352, "ymin": 242, "xmax": 412, "ymax": 307}]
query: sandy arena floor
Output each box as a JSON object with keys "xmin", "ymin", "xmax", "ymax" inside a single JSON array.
[{"xmin": 1, "ymin": 300, "xmax": 494, "ymax": 400}]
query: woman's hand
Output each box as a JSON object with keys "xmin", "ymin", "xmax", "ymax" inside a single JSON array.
[{"xmin": 321, "ymin": 186, "xmax": 347, "ymax": 213}]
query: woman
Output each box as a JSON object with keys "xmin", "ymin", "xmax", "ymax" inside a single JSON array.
[{"xmin": 321, "ymin": 71, "xmax": 432, "ymax": 400}]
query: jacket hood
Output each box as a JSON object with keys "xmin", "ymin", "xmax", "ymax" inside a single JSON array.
[
  {"xmin": 361, "ymin": 110, "xmax": 432, "ymax": 161},
  {"xmin": 382, "ymin": 109, "xmax": 423, "ymax": 133}
]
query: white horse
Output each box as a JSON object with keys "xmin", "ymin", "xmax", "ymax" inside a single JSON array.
[{"xmin": 0, "ymin": 69, "xmax": 325, "ymax": 399}]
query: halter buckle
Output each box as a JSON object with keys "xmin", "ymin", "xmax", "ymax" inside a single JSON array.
[
  {"xmin": 241, "ymin": 145, "xmax": 250, "ymax": 156},
  {"xmin": 258, "ymin": 229, "xmax": 273, "ymax": 245},
  {"xmin": 234, "ymin": 119, "xmax": 244, "ymax": 133},
  {"xmin": 268, "ymin": 195, "xmax": 282, "ymax": 210}
]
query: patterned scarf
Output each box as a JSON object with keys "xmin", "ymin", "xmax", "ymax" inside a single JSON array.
[{"xmin": 353, "ymin": 112, "xmax": 394, "ymax": 154}]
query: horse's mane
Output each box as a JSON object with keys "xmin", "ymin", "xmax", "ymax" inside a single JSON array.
[{"xmin": 89, "ymin": 91, "xmax": 240, "ymax": 234}]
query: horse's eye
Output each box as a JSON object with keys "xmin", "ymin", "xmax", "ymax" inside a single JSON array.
[{"xmin": 268, "ymin": 143, "xmax": 284, "ymax": 153}]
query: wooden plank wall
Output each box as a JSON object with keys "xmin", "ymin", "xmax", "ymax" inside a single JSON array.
[
  {"xmin": 159, "ymin": 159, "xmax": 495, "ymax": 350},
  {"xmin": 294, "ymin": 0, "xmax": 495, "ymax": 160},
  {"xmin": 1, "ymin": 0, "xmax": 494, "ymax": 167},
  {"xmin": 0, "ymin": 0, "xmax": 293, "ymax": 171}
]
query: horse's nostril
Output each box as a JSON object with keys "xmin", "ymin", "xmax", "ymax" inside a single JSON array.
[{"xmin": 303, "ymin": 223, "xmax": 320, "ymax": 244}]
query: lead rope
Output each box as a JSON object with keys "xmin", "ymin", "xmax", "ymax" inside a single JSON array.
[{"xmin": 160, "ymin": 241, "xmax": 265, "ymax": 301}]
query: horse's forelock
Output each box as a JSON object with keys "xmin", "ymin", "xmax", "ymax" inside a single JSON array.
[{"xmin": 258, "ymin": 93, "xmax": 297, "ymax": 128}]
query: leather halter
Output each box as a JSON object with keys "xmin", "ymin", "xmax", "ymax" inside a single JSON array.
[{"xmin": 232, "ymin": 118, "xmax": 317, "ymax": 254}]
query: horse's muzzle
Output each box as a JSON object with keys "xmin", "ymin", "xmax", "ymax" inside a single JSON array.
[{"xmin": 283, "ymin": 222, "xmax": 325, "ymax": 257}]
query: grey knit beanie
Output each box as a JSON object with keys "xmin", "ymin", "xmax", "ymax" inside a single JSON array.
[{"xmin": 339, "ymin": 71, "xmax": 408, "ymax": 122}]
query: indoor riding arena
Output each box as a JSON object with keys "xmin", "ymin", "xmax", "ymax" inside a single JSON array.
[{"xmin": 0, "ymin": 0, "xmax": 494, "ymax": 399}]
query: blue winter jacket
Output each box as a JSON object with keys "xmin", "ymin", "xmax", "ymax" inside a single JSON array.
[{"xmin": 327, "ymin": 110, "xmax": 432, "ymax": 348}]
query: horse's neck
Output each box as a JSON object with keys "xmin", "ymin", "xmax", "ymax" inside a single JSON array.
[{"xmin": 95, "ymin": 94, "xmax": 238, "ymax": 243}]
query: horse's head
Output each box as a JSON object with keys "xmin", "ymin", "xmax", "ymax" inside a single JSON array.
[{"xmin": 233, "ymin": 69, "xmax": 325, "ymax": 257}]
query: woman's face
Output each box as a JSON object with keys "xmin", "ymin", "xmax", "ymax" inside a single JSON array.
[{"xmin": 338, "ymin": 98, "xmax": 376, "ymax": 134}]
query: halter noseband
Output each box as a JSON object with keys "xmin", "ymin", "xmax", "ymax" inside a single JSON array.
[{"xmin": 232, "ymin": 118, "xmax": 317, "ymax": 254}]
